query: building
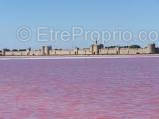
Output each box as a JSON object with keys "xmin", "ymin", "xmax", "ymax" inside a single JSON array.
[{"xmin": 0, "ymin": 43, "xmax": 158, "ymax": 56}]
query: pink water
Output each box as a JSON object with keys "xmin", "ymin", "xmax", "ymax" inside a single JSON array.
[{"xmin": 0, "ymin": 57, "xmax": 159, "ymax": 119}]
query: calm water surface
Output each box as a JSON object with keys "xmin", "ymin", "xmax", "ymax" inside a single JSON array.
[{"xmin": 0, "ymin": 57, "xmax": 159, "ymax": 119}]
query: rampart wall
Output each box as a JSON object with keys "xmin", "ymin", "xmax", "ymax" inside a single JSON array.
[{"xmin": 1, "ymin": 44, "xmax": 157, "ymax": 56}]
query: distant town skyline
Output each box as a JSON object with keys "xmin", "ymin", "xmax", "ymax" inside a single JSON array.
[{"xmin": 0, "ymin": 0, "xmax": 159, "ymax": 49}]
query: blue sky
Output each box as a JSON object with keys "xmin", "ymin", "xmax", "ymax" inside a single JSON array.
[{"xmin": 0, "ymin": 0, "xmax": 159, "ymax": 49}]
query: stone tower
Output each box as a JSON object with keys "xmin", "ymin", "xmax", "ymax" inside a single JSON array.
[
  {"xmin": 91, "ymin": 44, "xmax": 99, "ymax": 55},
  {"xmin": 148, "ymin": 44, "xmax": 156, "ymax": 54},
  {"xmin": 90, "ymin": 41, "xmax": 104, "ymax": 55},
  {"xmin": 41, "ymin": 46, "xmax": 52, "ymax": 56},
  {"xmin": 2, "ymin": 49, "xmax": 6, "ymax": 56}
]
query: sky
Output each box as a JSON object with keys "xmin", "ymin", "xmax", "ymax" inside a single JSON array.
[{"xmin": 0, "ymin": 0, "xmax": 159, "ymax": 49}]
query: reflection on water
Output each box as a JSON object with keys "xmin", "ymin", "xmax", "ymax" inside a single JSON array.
[{"xmin": 0, "ymin": 57, "xmax": 159, "ymax": 119}]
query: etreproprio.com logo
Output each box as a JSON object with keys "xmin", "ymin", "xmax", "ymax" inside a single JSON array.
[{"xmin": 16, "ymin": 26, "xmax": 159, "ymax": 43}]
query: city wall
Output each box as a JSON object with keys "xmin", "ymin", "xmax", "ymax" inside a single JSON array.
[{"xmin": 0, "ymin": 43, "xmax": 157, "ymax": 56}]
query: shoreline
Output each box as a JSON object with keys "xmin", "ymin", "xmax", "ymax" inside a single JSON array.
[{"xmin": 0, "ymin": 54, "xmax": 159, "ymax": 60}]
